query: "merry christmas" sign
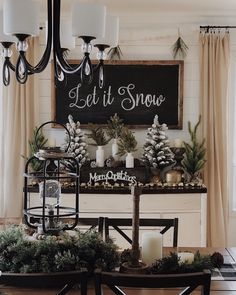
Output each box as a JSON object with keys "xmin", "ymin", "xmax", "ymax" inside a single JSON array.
[{"xmin": 88, "ymin": 170, "xmax": 137, "ymax": 185}]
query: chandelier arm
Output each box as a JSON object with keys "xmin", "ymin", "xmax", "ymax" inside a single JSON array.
[
  {"xmin": 53, "ymin": 49, "xmax": 67, "ymax": 82},
  {"xmin": 53, "ymin": 0, "xmax": 95, "ymax": 79},
  {"xmin": 2, "ymin": 60, "xmax": 11, "ymax": 86},
  {"xmin": 18, "ymin": 0, "xmax": 53, "ymax": 75},
  {"xmin": 55, "ymin": 51, "xmax": 85, "ymax": 74},
  {"xmin": 80, "ymin": 53, "xmax": 93, "ymax": 85},
  {"xmin": 5, "ymin": 56, "xmax": 15, "ymax": 71},
  {"xmin": 97, "ymin": 60, "xmax": 105, "ymax": 89},
  {"xmin": 15, "ymin": 53, "xmax": 28, "ymax": 84}
]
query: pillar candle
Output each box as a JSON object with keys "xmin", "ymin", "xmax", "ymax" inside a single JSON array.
[
  {"xmin": 48, "ymin": 138, "xmax": 56, "ymax": 147},
  {"xmin": 141, "ymin": 232, "xmax": 163, "ymax": 266},
  {"xmin": 178, "ymin": 252, "xmax": 194, "ymax": 264}
]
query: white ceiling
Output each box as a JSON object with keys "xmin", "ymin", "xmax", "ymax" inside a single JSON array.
[
  {"xmin": 0, "ymin": 0, "xmax": 236, "ymax": 18},
  {"xmin": 56, "ymin": 0, "xmax": 236, "ymax": 15},
  {"xmin": 93, "ymin": 0, "xmax": 236, "ymax": 14}
]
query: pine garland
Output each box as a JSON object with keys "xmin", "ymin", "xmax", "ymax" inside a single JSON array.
[
  {"xmin": 120, "ymin": 249, "xmax": 224, "ymax": 274},
  {"xmin": 150, "ymin": 251, "xmax": 214, "ymax": 274},
  {"xmin": 0, "ymin": 226, "xmax": 119, "ymax": 273}
]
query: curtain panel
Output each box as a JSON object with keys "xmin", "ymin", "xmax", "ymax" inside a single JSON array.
[
  {"xmin": 0, "ymin": 38, "xmax": 39, "ymax": 224},
  {"xmin": 199, "ymin": 30, "xmax": 230, "ymax": 246}
]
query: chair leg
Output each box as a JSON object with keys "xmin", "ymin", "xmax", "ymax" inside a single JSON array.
[
  {"xmin": 202, "ymin": 280, "xmax": 211, "ymax": 295},
  {"xmin": 57, "ymin": 283, "xmax": 74, "ymax": 295},
  {"xmin": 94, "ymin": 273, "xmax": 102, "ymax": 295},
  {"xmin": 179, "ymin": 284, "xmax": 198, "ymax": 295}
]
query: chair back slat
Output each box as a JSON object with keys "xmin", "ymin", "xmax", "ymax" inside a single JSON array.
[
  {"xmin": 78, "ymin": 217, "xmax": 104, "ymax": 234},
  {"xmin": 104, "ymin": 217, "xmax": 179, "ymax": 247},
  {"xmin": 95, "ymin": 270, "xmax": 211, "ymax": 295}
]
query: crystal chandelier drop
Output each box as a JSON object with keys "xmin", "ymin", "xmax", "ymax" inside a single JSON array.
[{"xmin": 0, "ymin": 0, "xmax": 119, "ymax": 88}]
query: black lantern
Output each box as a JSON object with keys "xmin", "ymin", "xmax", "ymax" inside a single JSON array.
[{"xmin": 23, "ymin": 121, "xmax": 79, "ymax": 235}]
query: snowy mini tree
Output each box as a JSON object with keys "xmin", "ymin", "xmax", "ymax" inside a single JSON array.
[
  {"xmin": 142, "ymin": 115, "xmax": 175, "ymax": 169},
  {"xmin": 63, "ymin": 115, "xmax": 89, "ymax": 171}
]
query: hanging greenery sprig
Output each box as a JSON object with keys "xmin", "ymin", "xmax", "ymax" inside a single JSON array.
[
  {"xmin": 107, "ymin": 45, "xmax": 123, "ymax": 60},
  {"xmin": 172, "ymin": 29, "xmax": 189, "ymax": 59}
]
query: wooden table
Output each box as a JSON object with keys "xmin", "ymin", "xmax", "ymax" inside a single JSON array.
[{"xmin": 1, "ymin": 247, "xmax": 236, "ymax": 295}]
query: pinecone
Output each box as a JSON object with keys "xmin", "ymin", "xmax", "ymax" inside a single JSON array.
[{"xmin": 211, "ymin": 252, "xmax": 224, "ymax": 268}]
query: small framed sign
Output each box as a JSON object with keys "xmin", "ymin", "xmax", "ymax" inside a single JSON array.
[{"xmin": 51, "ymin": 60, "xmax": 183, "ymax": 129}]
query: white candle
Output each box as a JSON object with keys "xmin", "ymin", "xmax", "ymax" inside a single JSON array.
[
  {"xmin": 178, "ymin": 252, "xmax": 194, "ymax": 264},
  {"xmin": 37, "ymin": 225, "xmax": 44, "ymax": 235},
  {"xmin": 48, "ymin": 138, "xmax": 56, "ymax": 147},
  {"xmin": 173, "ymin": 138, "xmax": 183, "ymax": 148},
  {"xmin": 141, "ymin": 232, "xmax": 163, "ymax": 266}
]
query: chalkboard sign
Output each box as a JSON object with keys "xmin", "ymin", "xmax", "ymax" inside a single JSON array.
[{"xmin": 52, "ymin": 60, "xmax": 183, "ymax": 129}]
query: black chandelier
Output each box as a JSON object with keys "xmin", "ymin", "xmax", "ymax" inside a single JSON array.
[{"xmin": 0, "ymin": 0, "xmax": 119, "ymax": 87}]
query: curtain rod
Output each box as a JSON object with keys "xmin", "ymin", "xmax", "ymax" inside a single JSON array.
[{"xmin": 200, "ymin": 25, "xmax": 236, "ymax": 30}]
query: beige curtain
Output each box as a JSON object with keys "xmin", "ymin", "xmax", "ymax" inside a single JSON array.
[
  {"xmin": 0, "ymin": 38, "xmax": 39, "ymax": 226},
  {"xmin": 200, "ymin": 30, "xmax": 230, "ymax": 246}
]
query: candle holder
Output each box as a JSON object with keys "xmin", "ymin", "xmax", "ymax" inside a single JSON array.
[
  {"xmin": 119, "ymin": 186, "xmax": 149, "ymax": 274},
  {"xmin": 23, "ymin": 121, "xmax": 79, "ymax": 235},
  {"xmin": 170, "ymin": 147, "xmax": 185, "ymax": 174}
]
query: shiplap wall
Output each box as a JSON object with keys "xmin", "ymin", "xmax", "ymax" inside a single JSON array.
[
  {"xmin": 37, "ymin": 12, "xmax": 236, "ymax": 245},
  {"xmin": 38, "ymin": 20, "xmax": 201, "ymax": 159}
]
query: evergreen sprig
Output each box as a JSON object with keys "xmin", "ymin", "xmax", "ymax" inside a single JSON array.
[
  {"xmin": 107, "ymin": 45, "xmax": 123, "ymax": 60},
  {"xmin": 150, "ymin": 251, "xmax": 214, "ymax": 274},
  {"xmin": 106, "ymin": 113, "xmax": 124, "ymax": 140},
  {"xmin": 117, "ymin": 128, "xmax": 137, "ymax": 156},
  {"xmin": 172, "ymin": 36, "xmax": 189, "ymax": 59},
  {"xmin": 22, "ymin": 127, "xmax": 48, "ymax": 172},
  {"xmin": 182, "ymin": 116, "xmax": 206, "ymax": 179},
  {"xmin": 86, "ymin": 124, "xmax": 110, "ymax": 146}
]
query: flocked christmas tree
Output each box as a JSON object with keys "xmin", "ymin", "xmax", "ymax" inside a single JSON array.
[
  {"xmin": 142, "ymin": 115, "xmax": 175, "ymax": 169},
  {"xmin": 63, "ymin": 115, "xmax": 89, "ymax": 171}
]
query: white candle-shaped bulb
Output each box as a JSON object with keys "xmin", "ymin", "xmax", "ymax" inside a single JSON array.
[
  {"xmin": 141, "ymin": 232, "xmax": 163, "ymax": 266},
  {"xmin": 72, "ymin": 3, "xmax": 106, "ymax": 39},
  {"xmin": 3, "ymin": 0, "xmax": 40, "ymax": 37},
  {"xmin": 178, "ymin": 252, "xmax": 194, "ymax": 264},
  {"xmin": 93, "ymin": 14, "xmax": 119, "ymax": 47}
]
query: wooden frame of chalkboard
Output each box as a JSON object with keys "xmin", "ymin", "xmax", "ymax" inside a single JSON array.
[{"xmin": 51, "ymin": 60, "xmax": 183, "ymax": 129}]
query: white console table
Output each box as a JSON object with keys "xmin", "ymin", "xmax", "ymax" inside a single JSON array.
[{"xmin": 27, "ymin": 186, "xmax": 207, "ymax": 248}]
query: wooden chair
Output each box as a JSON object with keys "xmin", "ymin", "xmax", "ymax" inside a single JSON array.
[
  {"xmin": 57, "ymin": 270, "xmax": 88, "ymax": 295},
  {"xmin": 94, "ymin": 269, "xmax": 211, "ymax": 295},
  {"xmin": 104, "ymin": 217, "xmax": 179, "ymax": 247},
  {"xmin": 0, "ymin": 270, "xmax": 88, "ymax": 295},
  {"xmin": 77, "ymin": 217, "xmax": 104, "ymax": 235}
]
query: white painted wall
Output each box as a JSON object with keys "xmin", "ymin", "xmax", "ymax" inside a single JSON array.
[{"xmin": 37, "ymin": 11, "xmax": 236, "ymax": 246}]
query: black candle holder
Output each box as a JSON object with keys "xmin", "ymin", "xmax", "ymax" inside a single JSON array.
[{"xmin": 23, "ymin": 121, "xmax": 80, "ymax": 235}]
